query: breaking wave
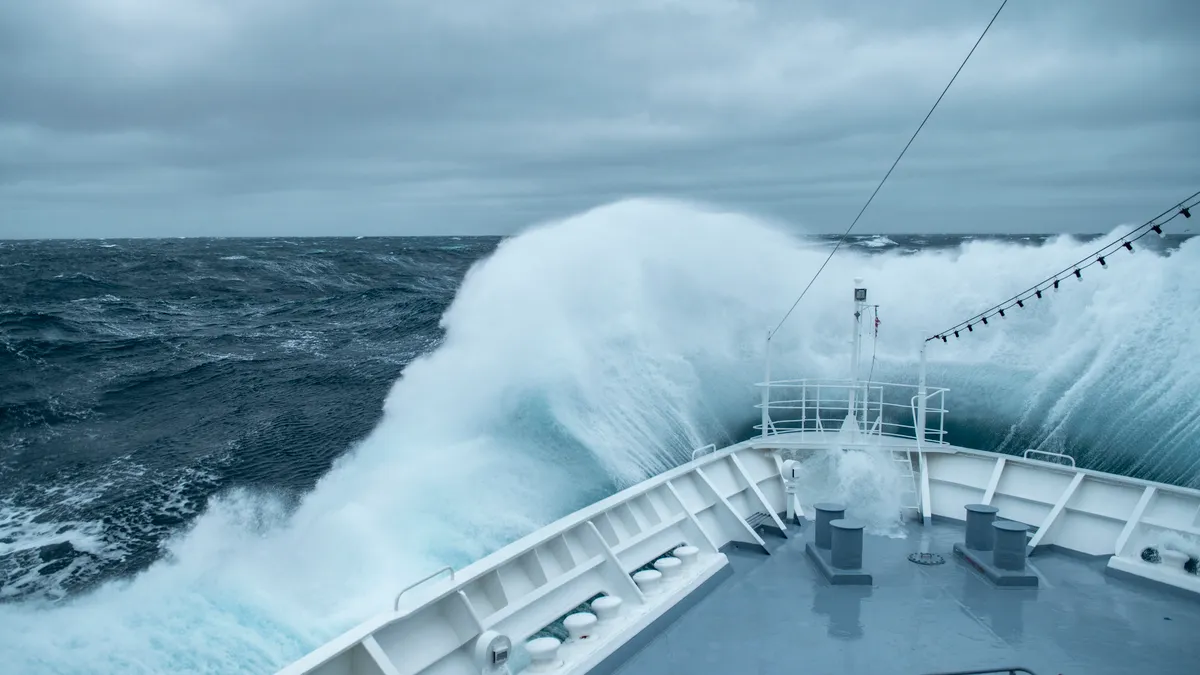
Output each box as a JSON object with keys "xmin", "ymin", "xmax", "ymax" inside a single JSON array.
[{"xmin": 1, "ymin": 198, "xmax": 1197, "ymax": 673}]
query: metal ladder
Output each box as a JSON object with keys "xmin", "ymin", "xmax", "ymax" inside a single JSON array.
[{"xmin": 893, "ymin": 450, "xmax": 921, "ymax": 515}]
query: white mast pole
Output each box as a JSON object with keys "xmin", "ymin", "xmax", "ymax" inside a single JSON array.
[
  {"xmin": 846, "ymin": 278, "xmax": 865, "ymax": 435},
  {"xmin": 917, "ymin": 334, "xmax": 932, "ymax": 524},
  {"xmin": 762, "ymin": 328, "xmax": 771, "ymax": 440}
]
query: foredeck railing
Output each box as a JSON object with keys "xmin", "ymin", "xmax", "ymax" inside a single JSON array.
[{"xmin": 754, "ymin": 378, "xmax": 948, "ymax": 446}]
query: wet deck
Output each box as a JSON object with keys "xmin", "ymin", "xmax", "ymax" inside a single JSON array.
[{"xmin": 612, "ymin": 518, "xmax": 1199, "ymax": 675}]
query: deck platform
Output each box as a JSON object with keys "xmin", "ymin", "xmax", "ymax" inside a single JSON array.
[{"xmin": 612, "ymin": 518, "xmax": 1199, "ymax": 675}]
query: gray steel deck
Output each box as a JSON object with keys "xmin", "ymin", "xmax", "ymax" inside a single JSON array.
[{"xmin": 613, "ymin": 519, "xmax": 1199, "ymax": 675}]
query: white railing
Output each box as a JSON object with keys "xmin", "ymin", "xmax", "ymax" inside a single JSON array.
[
  {"xmin": 754, "ymin": 378, "xmax": 948, "ymax": 446},
  {"xmin": 393, "ymin": 566, "xmax": 454, "ymax": 611}
]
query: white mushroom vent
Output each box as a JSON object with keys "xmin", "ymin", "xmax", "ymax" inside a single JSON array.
[
  {"xmin": 632, "ymin": 569, "xmax": 662, "ymax": 595},
  {"xmin": 563, "ymin": 612, "xmax": 597, "ymax": 641},
  {"xmin": 653, "ymin": 556, "xmax": 682, "ymax": 579},
  {"xmin": 525, "ymin": 637, "xmax": 561, "ymax": 672},
  {"xmin": 590, "ymin": 595, "xmax": 623, "ymax": 623},
  {"xmin": 673, "ymin": 545, "xmax": 699, "ymax": 566}
]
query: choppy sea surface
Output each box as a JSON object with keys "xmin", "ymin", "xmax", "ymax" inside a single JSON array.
[{"xmin": 1, "ymin": 200, "xmax": 1197, "ymax": 673}]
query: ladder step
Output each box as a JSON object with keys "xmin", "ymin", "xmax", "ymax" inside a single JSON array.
[{"xmin": 746, "ymin": 511, "xmax": 786, "ymax": 539}]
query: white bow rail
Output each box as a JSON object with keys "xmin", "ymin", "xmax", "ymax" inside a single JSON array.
[
  {"xmin": 394, "ymin": 566, "xmax": 455, "ymax": 611},
  {"xmin": 754, "ymin": 378, "xmax": 948, "ymax": 446}
]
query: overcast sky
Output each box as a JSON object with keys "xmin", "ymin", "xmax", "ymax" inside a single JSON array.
[{"xmin": 2, "ymin": 0, "xmax": 1198, "ymax": 238}]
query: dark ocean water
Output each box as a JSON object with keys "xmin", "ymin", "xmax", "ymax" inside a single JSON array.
[
  {"xmin": 0, "ymin": 227, "xmax": 1195, "ymax": 630},
  {"xmin": 0, "ymin": 237, "xmax": 497, "ymax": 601}
]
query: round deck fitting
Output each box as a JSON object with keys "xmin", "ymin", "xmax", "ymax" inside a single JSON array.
[
  {"xmin": 632, "ymin": 569, "xmax": 663, "ymax": 595},
  {"xmin": 673, "ymin": 545, "xmax": 699, "ymax": 566},
  {"xmin": 654, "ymin": 556, "xmax": 682, "ymax": 579},
  {"xmin": 591, "ymin": 595, "xmax": 623, "ymax": 622},
  {"xmin": 526, "ymin": 637, "xmax": 561, "ymax": 671},
  {"xmin": 563, "ymin": 612, "xmax": 597, "ymax": 640}
]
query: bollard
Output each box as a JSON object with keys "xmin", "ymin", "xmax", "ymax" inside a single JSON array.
[
  {"xmin": 964, "ymin": 504, "xmax": 999, "ymax": 551},
  {"xmin": 814, "ymin": 503, "xmax": 846, "ymax": 550},
  {"xmin": 830, "ymin": 518, "xmax": 865, "ymax": 570},
  {"xmin": 992, "ymin": 521, "xmax": 1028, "ymax": 571}
]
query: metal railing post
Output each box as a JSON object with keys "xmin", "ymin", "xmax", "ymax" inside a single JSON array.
[
  {"xmin": 801, "ymin": 381, "xmax": 807, "ymax": 431},
  {"xmin": 917, "ymin": 338, "xmax": 928, "ymax": 448}
]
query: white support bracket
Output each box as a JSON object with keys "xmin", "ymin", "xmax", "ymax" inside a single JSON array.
[
  {"xmin": 982, "ymin": 457, "xmax": 1007, "ymax": 506},
  {"xmin": 455, "ymin": 590, "xmax": 484, "ymax": 632},
  {"xmin": 361, "ymin": 636, "xmax": 402, "ymax": 675},
  {"xmin": 1115, "ymin": 486, "xmax": 1157, "ymax": 557},
  {"xmin": 729, "ymin": 454, "xmax": 787, "ymax": 535},
  {"xmin": 917, "ymin": 451, "xmax": 932, "ymax": 524},
  {"xmin": 1027, "ymin": 472, "xmax": 1084, "ymax": 555},
  {"xmin": 585, "ymin": 521, "xmax": 648, "ymax": 605},
  {"xmin": 695, "ymin": 467, "xmax": 768, "ymax": 551},
  {"xmin": 665, "ymin": 481, "xmax": 719, "ymax": 553}
]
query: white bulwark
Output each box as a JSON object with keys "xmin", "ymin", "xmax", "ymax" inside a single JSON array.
[{"xmin": 278, "ymin": 280, "xmax": 1200, "ymax": 675}]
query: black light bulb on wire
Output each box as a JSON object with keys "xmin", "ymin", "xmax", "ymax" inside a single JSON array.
[
  {"xmin": 1074, "ymin": 268, "xmax": 1082, "ymax": 281},
  {"xmin": 1152, "ymin": 224, "xmax": 1164, "ymax": 237},
  {"xmin": 1035, "ymin": 289, "xmax": 1043, "ymax": 299},
  {"xmin": 1182, "ymin": 207, "xmax": 1192, "ymax": 219},
  {"xmin": 1017, "ymin": 299, "xmax": 1024, "ymax": 308},
  {"xmin": 1098, "ymin": 255, "xmax": 1107, "ymax": 268},
  {"xmin": 954, "ymin": 330, "xmax": 960, "ymax": 338},
  {"xmin": 1053, "ymin": 279, "xmax": 1060, "ymax": 292},
  {"xmin": 999, "ymin": 308, "xmax": 1006, "ymax": 318},
  {"xmin": 967, "ymin": 324, "xmax": 973, "ymax": 332},
  {"xmin": 1124, "ymin": 241, "xmax": 1134, "ymax": 252},
  {"xmin": 940, "ymin": 335, "xmax": 947, "ymax": 343}
]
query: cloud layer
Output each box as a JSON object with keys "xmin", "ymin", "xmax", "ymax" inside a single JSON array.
[{"xmin": 2, "ymin": 0, "xmax": 1198, "ymax": 237}]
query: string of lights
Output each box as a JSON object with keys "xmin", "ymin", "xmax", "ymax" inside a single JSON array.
[
  {"xmin": 926, "ymin": 189, "xmax": 1199, "ymax": 343},
  {"xmin": 768, "ymin": 0, "xmax": 1008, "ymax": 339}
]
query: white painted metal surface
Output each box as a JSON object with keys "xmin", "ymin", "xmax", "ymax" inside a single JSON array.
[
  {"xmin": 279, "ymin": 435, "xmax": 1200, "ymax": 675},
  {"xmin": 921, "ymin": 445, "xmax": 1200, "ymax": 594},
  {"xmin": 277, "ymin": 443, "xmax": 786, "ymax": 675}
]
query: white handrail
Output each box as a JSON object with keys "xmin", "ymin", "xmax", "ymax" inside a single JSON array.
[
  {"xmin": 393, "ymin": 566, "xmax": 454, "ymax": 611},
  {"xmin": 1022, "ymin": 449, "xmax": 1076, "ymax": 468},
  {"xmin": 691, "ymin": 444, "xmax": 717, "ymax": 461},
  {"xmin": 756, "ymin": 378, "xmax": 948, "ymax": 446}
]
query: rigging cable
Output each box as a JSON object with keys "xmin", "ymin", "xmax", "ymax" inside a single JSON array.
[
  {"xmin": 769, "ymin": 0, "xmax": 1009, "ymax": 339},
  {"xmin": 926, "ymin": 190, "xmax": 1199, "ymax": 342},
  {"xmin": 866, "ymin": 305, "xmax": 880, "ymax": 385}
]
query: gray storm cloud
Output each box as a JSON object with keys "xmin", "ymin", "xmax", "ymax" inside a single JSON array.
[{"xmin": 1, "ymin": 0, "xmax": 1198, "ymax": 238}]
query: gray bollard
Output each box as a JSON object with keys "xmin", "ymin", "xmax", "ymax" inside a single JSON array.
[
  {"xmin": 830, "ymin": 518, "xmax": 865, "ymax": 570},
  {"xmin": 814, "ymin": 503, "xmax": 846, "ymax": 550},
  {"xmin": 992, "ymin": 521, "xmax": 1028, "ymax": 571},
  {"xmin": 965, "ymin": 504, "xmax": 1000, "ymax": 551}
]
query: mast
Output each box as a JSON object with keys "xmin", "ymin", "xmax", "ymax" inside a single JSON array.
[
  {"xmin": 843, "ymin": 278, "xmax": 867, "ymax": 439},
  {"xmin": 761, "ymin": 327, "xmax": 771, "ymax": 440}
]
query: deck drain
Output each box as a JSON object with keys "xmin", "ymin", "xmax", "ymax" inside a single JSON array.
[{"xmin": 908, "ymin": 552, "xmax": 945, "ymax": 565}]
